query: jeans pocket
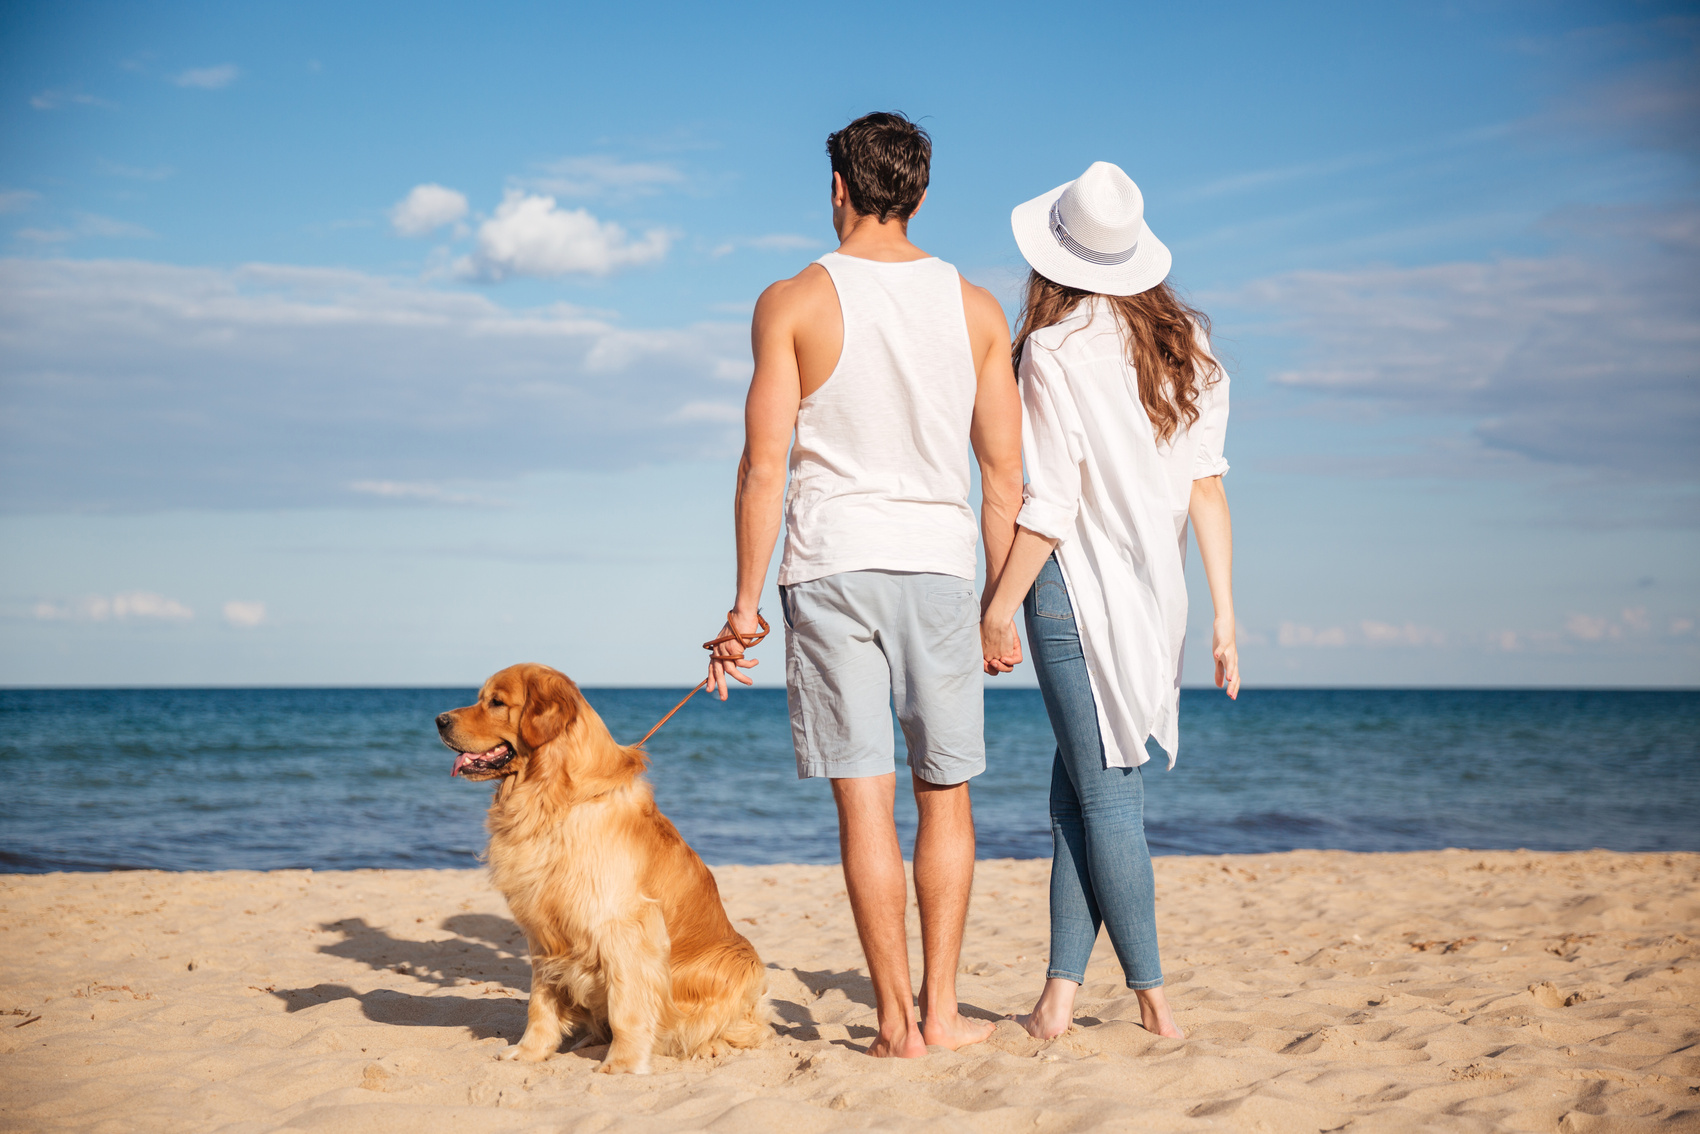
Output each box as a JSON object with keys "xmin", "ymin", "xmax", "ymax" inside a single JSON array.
[{"xmin": 1030, "ymin": 579, "xmax": 1074, "ymax": 621}]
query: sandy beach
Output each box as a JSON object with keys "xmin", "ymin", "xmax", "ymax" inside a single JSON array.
[{"xmin": 2, "ymin": 850, "xmax": 1696, "ymax": 1132}]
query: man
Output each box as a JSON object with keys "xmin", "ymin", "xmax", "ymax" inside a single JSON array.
[{"xmin": 707, "ymin": 112, "xmax": 1024, "ymax": 1058}]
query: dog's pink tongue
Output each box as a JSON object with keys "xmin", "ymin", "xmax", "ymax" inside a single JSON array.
[{"xmin": 450, "ymin": 751, "xmax": 479, "ymax": 778}]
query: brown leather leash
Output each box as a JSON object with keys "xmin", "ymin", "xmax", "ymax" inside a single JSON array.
[{"xmin": 633, "ymin": 612, "xmax": 770, "ymax": 748}]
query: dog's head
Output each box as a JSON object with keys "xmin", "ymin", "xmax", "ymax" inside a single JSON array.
[{"xmin": 435, "ymin": 663, "xmax": 584, "ymax": 781}]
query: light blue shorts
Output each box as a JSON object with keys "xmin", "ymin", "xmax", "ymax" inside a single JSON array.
[{"xmin": 781, "ymin": 570, "xmax": 986, "ymax": 784}]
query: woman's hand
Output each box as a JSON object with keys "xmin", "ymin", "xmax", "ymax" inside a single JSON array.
[
  {"xmin": 982, "ymin": 613, "xmax": 1022, "ymax": 676},
  {"xmin": 1212, "ymin": 616, "xmax": 1240, "ymax": 699}
]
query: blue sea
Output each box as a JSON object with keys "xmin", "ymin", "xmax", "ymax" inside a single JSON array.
[{"xmin": 0, "ymin": 688, "xmax": 1695, "ymax": 873}]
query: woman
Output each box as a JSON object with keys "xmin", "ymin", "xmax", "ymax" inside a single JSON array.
[{"xmin": 982, "ymin": 161, "xmax": 1239, "ymax": 1040}]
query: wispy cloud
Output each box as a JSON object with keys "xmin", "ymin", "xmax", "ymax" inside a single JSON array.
[
  {"xmin": 521, "ymin": 156, "xmax": 684, "ymax": 200},
  {"xmin": 1233, "ymin": 203, "xmax": 1699, "ymax": 482},
  {"xmin": 711, "ymin": 233, "xmax": 820, "ymax": 257},
  {"xmin": 172, "ymin": 64, "xmax": 240, "ymax": 90},
  {"xmin": 29, "ymin": 88, "xmax": 112, "ymax": 111},
  {"xmin": 1274, "ymin": 610, "xmax": 1693, "ymax": 653},
  {"xmin": 1179, "ymin": 124, "xmax": 1514, "ymax": 202},
  {"xmin": 33, "ymin": 592, "xmax": 193, "ymax": 621},
  {"xmin": 460, "ymin": 191, "xmax": 670, "ymax": 280},
  {"xmin": 348, "ymin": 480, "xmax": 497, "ymax": 506},
  {"xmin": 98, "ymin": 160, "xmax": 174, "ymax": 182},
  {"xmin": 15, "ymin": 214, "xmax": 155, "ymax": 243},
  {"xmin": 1486, "ymin": 607, "xmax": 1686, "ymax": 652},
  {"xmin": 669, "ymin": 401, "xmax": 743, "ymax": 424},
  {"xmin": 0, "ymin": 258, "xmax": 750, "ymax": 510},
  {"xmin": 0, "ymin": 190, "xmax": 40, "ymax": 214}
]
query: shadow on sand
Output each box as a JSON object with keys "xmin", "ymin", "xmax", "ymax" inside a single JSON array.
[
  {"xmin": 268, "ymin": 913, "xmax": 533, "ymax": 1039},
  {"xmin": 312, "ymin": 915, "xmax": 531, "ymax": 990}
]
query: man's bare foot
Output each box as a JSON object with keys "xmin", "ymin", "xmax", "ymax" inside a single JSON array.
[
  {"xmin": 866, "ymin": 1024, "xmax": 927, "ymax": 1058},
  {"xmin": 1011, "ymin": 976, "xmax": 1077, "ymax": 1039},
  {"xmin": 1136, "ymin": 987, "xmax": 1184, "ymax": 1040},
  {"xmin": 920, "ymin": 1010, "xmax": 996, "ymax": 1050}
]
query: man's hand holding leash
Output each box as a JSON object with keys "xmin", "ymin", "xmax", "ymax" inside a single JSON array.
[{"xmin": 708, "ymin": 609, "xmax": 768, "ymax": 700}]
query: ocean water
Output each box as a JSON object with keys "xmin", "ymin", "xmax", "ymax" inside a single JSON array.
[{"xmin": 0, "ymin": 687, "xmax": 1695, "ymax": 873}]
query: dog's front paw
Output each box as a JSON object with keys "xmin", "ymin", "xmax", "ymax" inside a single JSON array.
[
  {"xmin": 596, "ymin": 1050, "xmax": 652, "ymax": 1076},
  {"xmin": 498, "ymin": 1044, "xmax": 553, "ymax": 1063}
]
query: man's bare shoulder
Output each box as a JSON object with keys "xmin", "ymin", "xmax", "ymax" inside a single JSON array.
[
  {"xmin": 754, "ymin": 262, "xmax": 835, "ymax": 326},
  {"xmin": 958, "ymin": 275, "xmax": 1012, "ymax": 342}
]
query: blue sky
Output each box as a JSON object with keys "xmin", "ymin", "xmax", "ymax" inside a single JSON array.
[{"xmin": 1, "ymin": 0, "xmax": 1695, "ymax": 687}]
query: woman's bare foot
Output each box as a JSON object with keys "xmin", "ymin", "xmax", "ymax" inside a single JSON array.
[
  {"xmin": 866, "ymin": 1022, "xmax": 928, "ymax": 1058},
  {"xmin": 1011, "ymin": 977, "xmax": 1078, "ymax": 1039},
  {"xmin": 1136, "ymin": 987, "xmax": 1184, "ymax": 1039},
  {"xmin": 920, "ymin": 1010, "xmax": 996, "ymax": 1050}
]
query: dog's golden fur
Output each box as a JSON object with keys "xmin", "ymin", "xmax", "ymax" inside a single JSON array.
[{"xmin": 437, "ymin": 663, "xmax": 768, "ymax": 1074}]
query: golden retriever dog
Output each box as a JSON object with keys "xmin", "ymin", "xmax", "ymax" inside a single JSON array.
[{"xmin": 436, "ymin": 663, "xmax": 767, "ymax": 1074}]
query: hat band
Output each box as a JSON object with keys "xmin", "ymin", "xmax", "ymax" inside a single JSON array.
[{"xmin": 1050, "ymin": 202, "xmax": 1138, "ymax": 266}]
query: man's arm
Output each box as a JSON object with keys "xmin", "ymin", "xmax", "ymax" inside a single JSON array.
[
  {"xmin": 961, "ymin": 281, "xmax": 1024, "ymax": 672},
  {"xmin": 708, "ymin": 281, "xmax": 803, "ymax": 699}
]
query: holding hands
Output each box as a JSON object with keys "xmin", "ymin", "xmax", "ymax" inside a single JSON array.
[{"xmin": 981, "ymin": 613, "xmax": 1023, "ymax": 676}]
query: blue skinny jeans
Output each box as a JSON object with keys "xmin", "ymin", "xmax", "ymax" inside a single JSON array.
[{"xmin": 1024, "ymin": 555, "xmax": 1164, "ymax": 990}]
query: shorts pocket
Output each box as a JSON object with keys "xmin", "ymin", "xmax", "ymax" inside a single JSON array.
[
  {"xmin": 1030, "ymin": 579, "xmax": 1074, "ymax": 621},
  {"xmin": 779, "ymin": 584, "xmax": 814, "ymax": 630},
  {"xmin": 920, "ymin": 586, "xmax": 977, "ymax": 633}
]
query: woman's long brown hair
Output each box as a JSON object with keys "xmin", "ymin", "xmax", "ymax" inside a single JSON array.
[{"xmin": 1011, "ymin": 272, "xmax": 1219, "ymax": 443}]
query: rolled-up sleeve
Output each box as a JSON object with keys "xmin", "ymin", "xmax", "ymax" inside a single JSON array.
[
  {"xmin": 1192, "ymin": 366, "xmax": 1230, "ymax": 480},
  {"xmin": 1015, "ymin": 345, "xmax": 1083, "ymax": 541}
]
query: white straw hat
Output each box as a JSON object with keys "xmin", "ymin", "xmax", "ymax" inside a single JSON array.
[{"xmin": 1010, "ymin": 161, "xmax": 1171, "ymax": 296}]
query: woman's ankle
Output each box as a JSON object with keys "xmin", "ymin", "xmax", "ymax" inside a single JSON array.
[{"xmin": 1039, "ymin": 976, "xmax": 1080, "ymax": 1008}]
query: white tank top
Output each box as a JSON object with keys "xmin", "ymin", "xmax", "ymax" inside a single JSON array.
[{"xmin": 778, "ymin": 252, "xmax": 980, "ymax": 586}]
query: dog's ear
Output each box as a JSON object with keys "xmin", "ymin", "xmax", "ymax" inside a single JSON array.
[{"xmin": 518, "ymin": 667, "xmax": 582, "ymax": 751}]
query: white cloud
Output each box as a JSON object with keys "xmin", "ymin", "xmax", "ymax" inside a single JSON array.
[
  {"xmin": 390, "ymin": 184, "xmax": 468, "ymax": 237},
  {"xmin": 464, "ymin": 192, "xmax": 671, "ymax": 280},
  {"xmin": 222, "ymin": 600, "xmax": 266, "ymax": 628},
  {"xmin": 348, "ymin": 480, "xmax": 494, "ymax": 506},
  {"xmin": 1235, "ymin": 204, "xmax": 1700, "ymax": 481},
  {"xmin": 1278, "ymin": 621, "xmax": 1347, "ymax": 647},
  {"xmin": 1276, "ymin": 619, "xmax": 1447, "ymax": 648},
  {"xmin": 173, "ymin": 64, "xmax": 240, "ymax": 90},
  {"xmin": 1487, "ymin": 608, "xmax": 1681, "ymax": 652},
  {"xmin": 98, "ymin": 160, "xmax": 173, "ymax": 182},
  {"xmin": 523, "ymin": 156, "xmax": 684, "ymax": 199},
  {"xmin": 711, "ymin": 233, "xmax": 821, "ymax": 257},
  {"xmin": 1564, "ymin": 613, "xmax": 1616, "ymax": 642},
  {"xmin": 0, "ymin": 190, "xmax": 40, "ymax": 214},
  {"xmin": 30, "ymin": 88, "xmax": 110, "ymax": 111},
  {"xmin": 77, "ymin": 214, "xmax": 155, "ymax": 239},
  {"xmin": 670, "ymin": 401, "xmax": 743, "ymax": 424},
  {"xmin": 0, "ymin": 257, "xmax": 750, "ymax": 509},
  {"xmin": 15, "ymin": 214, "xmax": 153, "ymax": 243},
  {"xmin": 33, "ymin": 592, "xmax": 193, "ymax": 621},
  {"xmin": 1360, "ymin": 620, "xmax": 1447, "ymax": 647}
]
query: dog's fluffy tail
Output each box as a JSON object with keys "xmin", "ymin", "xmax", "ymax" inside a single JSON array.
[{"xmin": 667, "ymin": 937, "xmax": 769, "ymax": 1058}]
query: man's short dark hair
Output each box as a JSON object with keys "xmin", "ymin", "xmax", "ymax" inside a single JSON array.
[{"xmin": 826, "ymin": 112, "xmax": 931, "ymax": 224}]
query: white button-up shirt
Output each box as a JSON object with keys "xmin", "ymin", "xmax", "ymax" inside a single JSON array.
[{"xmin": 1015, "ymin": 298, "xmax": 1230, "ymax": 769}]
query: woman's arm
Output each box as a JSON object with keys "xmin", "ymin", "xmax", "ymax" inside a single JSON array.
[
  {"xmin": 980, "ymin": 526, "xmax": 1059, "ymax": 674},
  {"xmin": 1189, "ymin": 475, "xmax": 1239, "ymax": 698}
]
